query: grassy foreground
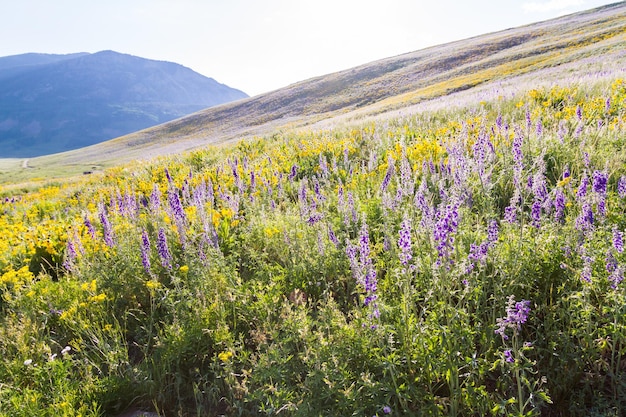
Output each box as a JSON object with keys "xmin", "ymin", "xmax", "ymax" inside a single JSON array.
[{"xmin": 1, "ymin": 79, "xmax": 626, "ymax": 416}]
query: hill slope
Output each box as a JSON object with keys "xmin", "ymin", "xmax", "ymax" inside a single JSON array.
[
  {"xmin": 3, "ymin": 2, "xmax": 626, "ymax": 180},
  {"xmin": 0, "ymin": 51, "xmax": 248, "ymax": 157}
]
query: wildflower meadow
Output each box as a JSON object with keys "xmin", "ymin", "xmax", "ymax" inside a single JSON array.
[{"xmin": 1, "ymin": 79, "xmax": 626, "ymax": 416}]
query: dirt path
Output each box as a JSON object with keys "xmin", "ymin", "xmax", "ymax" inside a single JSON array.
[{"xmin": 21, "ymin": 159, "xmax": 29, "ymax": 168}]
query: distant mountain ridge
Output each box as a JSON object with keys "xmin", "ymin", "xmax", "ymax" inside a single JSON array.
[{"xmin": 0, "ymin": 51, "xmax": 248, "ymax": 157}]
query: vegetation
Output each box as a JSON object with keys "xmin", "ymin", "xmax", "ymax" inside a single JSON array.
[{"xmin": 1, "ymin": 77, "xmax": 625, "ymax": 416}]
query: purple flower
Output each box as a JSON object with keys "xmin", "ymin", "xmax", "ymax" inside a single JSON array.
[
  {"xmin": 609, "ymin": 265, "xmax": 624, "ymax": 289},
  {"xmin": 580, "ymin": 256, "xmax": 593, "ymax": 283},
  {"xmin": 383, "ymin": 405, "xmax": 392, "ymax": 414},
  {"xmin": 398, "ymin": 216, "xmax": 412, "ymax": 266},
  {"xmin": 495, "ymin": 295, "xmax": 531, "ymax": 340},
  {"xmin": 381, "ymin": 156, "xmax": 395, "ymax": 193},
  {"xmin": 554, "ymin": 189, "xmax": 566, "ymax": 222},
  {"xmin": 63, "ymin": 239, "xmax": 77, "ymax": 271},
  {"xmin": 577, "ymin": 175, "xmax": 589, "ymax": 200},
  {"xmin": 433, "ymin": 203, "xmax": 459, "ymax": 262},
  {"xmin": 618, "ymin": 176, "xmax": 626, "ymax": 198},
  {"xmin": 531, "ymin": 200, "xmax": 542, "ymax": 228},
  {"xmin": 327, "ymin": 224, "xmax": 339, "ymax": 247},
  {"xmin": 140, "ymin": 230, "xmax": 151, "ymax": 274},
  {"xmin": 512, "ymin": 131, "xmax": 523, "ymax": 166},
  {"xmin": 576, "ymin": 105, "xmax": 583, "ymax": 120},
  {"xmin": 504, "ymin": 349, "xmax": 514, "ymax": 363},
  {"xmin": 84, "ymin": 215, "xmax": 96, "ymax": 239},
  {"xmin": 168, "ymin": 190, "xmax": 186, "ymax": 223},
  {"xmin": 156, "ymin": 228, "xmax": 172, "ymax": 269},
  {"xmin": 614, "ymin": 227, "xmax": 624, "ymax": 254},
  {"xmin": 288, "ymin": 164, "xmax": 298, "ymax": 181},
  {"xmin": 99, "ymin": 207, "xmax": 115, "ymax": 248},
  {"xmin": 592, "ymin": 170, "xmax": 608, "ymax": 196},
  {"xmin": 487, "ymin": 220, "xmax": 499, "ymax": 243},
  {"xmin": 575, "ymin": 203, "xmax": 594, "ymax": 232}
]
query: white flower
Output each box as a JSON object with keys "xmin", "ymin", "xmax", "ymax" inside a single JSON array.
[
  {"xmin": 23, "ymin": 359, "xmax": 33, "ymax": 366},
  {"xmin": 61, "ymin": 346, "xmax": 71, "ymax": 355}
]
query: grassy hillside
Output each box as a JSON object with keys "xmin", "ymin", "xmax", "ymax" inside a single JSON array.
[
  {"xmin": 0, "ymin": 73, "xmax": 625, "ymax": 416},
  {"xmin": 1, "ymin": 2, "xmax": 624, "ymax": 184}
]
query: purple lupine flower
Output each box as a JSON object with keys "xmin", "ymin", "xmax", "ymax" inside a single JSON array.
[
  {"xmin": 383, "ymin": 405, "xmax": 392, "ymax": 414},
  {"xmin": 576, "ymin": 105, "xmax": 583, "ymax": 120},
  {"xmin": 504, "ymin": 349, "xmax": 514, "ymax": 363},
  {"xmin": 613, "ymin": 227, "xmax": 624, "ymax": 254},
  {"xmin": 63, "ymin": 238, "xmax": 77, "ymax": 271},
  {"xmin": 140, "ymin": 230, "xmax": 151, "ymax": 274},
  {"xmin": 164, "ymin": 167, "xmax": 173, "ymax": 184},
  {"xmin": 554, "ymin": 189, "xmax": 566, "ymax": 222},
  {"xmin": 495, "ymin": 295, "xmax": 531, "ymax": 340},
  {"xmin": 99, "ymin": 207, "xmax": 115, "ymax": 248},
  {"xmin": 150, "ymin": 184, "xmax": 162, "ymax": 213},
  {"xmin": 531, "ymin": 200, "xmax": 542, "ymax": 228},
  {"xmin": 618, "ymin": 176, "xmax": 626, "ymax": 198},
  {"xmin": 327, "ymin": 224, "xmax": 339, "ymax": 247},
  {"xmin": 496, "ymin": 114, "xmax": 503, "ymax": 130},
  {"xmin": 512, "ymin": 129, "xmax": 523, "ymax": 166},
  {"xmin": 605, "ymin": 97, "xmax": 611, "ymax": 113},
  {"xmin": 606, "ymin": 251, "xmax": 617, "ymax": 274},
  {"xmin": 575, "ymin": 203, "xmax": 594, "ymax": 232},
  {"xmin": 577, "ymin": 175, "xmax": 589, "ymax": 200},
  {"xmin": 487, "ymin": 220, "xmax": 499, "ymax": 243},
  {"xmin": 525, "ymin": 108, "xmax": 532, "ymax": 130},
  {"xmin": 317, "ymin": 230, "xmax": 325, "ymax": 257},
  {"xmin": 319, "ymin": 154, "xmax": 329, "ymax": 178},
  {"xmin": 398, "ymin": 216, "xmax": 412, "ymax": 266},
  {"xmin": 84, "ymin": 215, "xmax": 96, "ymax": 239},
  {"xmin": 288, "ymin": 164, "xmax": 298, "ymax": 182},
  {"xmin": 347, "ymin": 192, "xmax": 357, "ymax": 224},
  {"xmin": 400, "ymin": 154, "xmax": 414, "ymax": 197},
  {"xmin": 504, "ymin": 192, "xmax": 520, "ymax": 224},
  {"xmin": 168, "ymin": 190, "xmax": 186, "ymax": 222},
  {"xmin": 380, "ymin": 155, "xmax": 395, "ymax": 193},
  {"xmin": 536, "ymin": 119, "xmax": 543, "ymax": 137},
  {"xmin": 345, "ymin": 240, "xmax": 360, "ymax": 281},
  {"xmin": 592, "ymin": 170, "xmax": 608, "ymax": 196},
  {"xmin": 355, "ymin": 219, "xmax": 379, "ymax": 320},
  {"xmin": 433, "ymin": 203, "xmax": 459, "ymax": 263},
  {"xmin": 156, "ymin": 228, "xmax": 172, "ymax": 269},
  {"xmin": 609, "ymin": 265, "xmax": 624, "ymax": 289}
]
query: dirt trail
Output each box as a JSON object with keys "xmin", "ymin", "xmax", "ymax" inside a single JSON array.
[{"xmin": 21, "ymin": 159, "xmax": 29, "ymax": 168}]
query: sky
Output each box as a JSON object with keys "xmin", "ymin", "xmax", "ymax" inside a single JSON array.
[{"xmin": 0, "ymin": 0, "xmax": 621, "ymax": 96}]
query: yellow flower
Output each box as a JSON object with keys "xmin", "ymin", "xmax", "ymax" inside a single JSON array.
[
  {"xmin": 146, "ymin": 280, "xmax": 161, "ymax": 290},
  {"xmin": 179, "ymin": 265, "xmax": 189, "ymax": 274},
  {"xmin": 218, "ymin": 350, "xmax": 233, "ymax": 362},
  {"xmin": 557, "ymin": 177, "xmax": 571, "ymax": 187},
  {"xmin": 88, "ymin": 293, "xmax": 107, "ymax": 303}
]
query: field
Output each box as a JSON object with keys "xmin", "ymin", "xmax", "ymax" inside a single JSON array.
[{"xmin": 0, "ymin": 74, "xmax": 625, "ymax": 416}]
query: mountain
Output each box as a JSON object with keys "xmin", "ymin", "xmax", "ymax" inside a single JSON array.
[
  {"xmin": 0, "ymin": 51, "xmax": 248, "ymax": 157},
  {"xmin": 2, "ymin": 2, "xmax": 625, "ymax": 181}
]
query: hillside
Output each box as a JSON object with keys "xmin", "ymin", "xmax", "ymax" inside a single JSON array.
[
  {"xmin": 1, "ymin": 2, "xmax": 625, "ymax": 182},
  {"xmin": 0, "ymin": 51, "xmax": 248, "ymax": 157}
]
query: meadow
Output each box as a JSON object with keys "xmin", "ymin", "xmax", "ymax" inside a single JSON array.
[{"xmin": 1, "ymin": 77, "xmax": 626, "ymax": 416}]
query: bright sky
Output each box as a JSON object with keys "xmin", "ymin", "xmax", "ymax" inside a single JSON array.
[{"xmin": 0, "ymin": 0, "xmax": 620, "ymax": 96}]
